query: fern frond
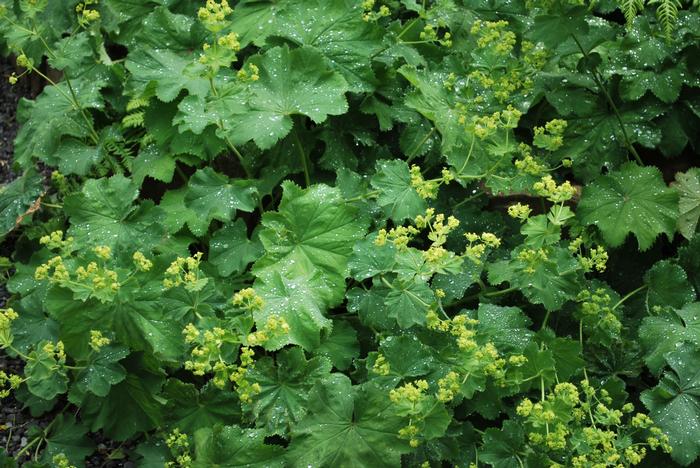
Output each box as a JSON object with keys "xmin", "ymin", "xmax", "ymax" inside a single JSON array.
[
  {"xmin": 126, "ymin": 96, "xmax": 151, "ymax": 112},
  {"xmin": 649, "ymin": 0, "xmax": 681, "ymax": 39},
  {"xmin": 619, "ymin": 0, "xmax": 645, "ymax": 26},
  {"xmin": 122, "ymin": 112, "xmax": 145, "ymax": 128},
  {"xmin": 103, "ymin": 138, "xmax": 136, "ymax": 172}
]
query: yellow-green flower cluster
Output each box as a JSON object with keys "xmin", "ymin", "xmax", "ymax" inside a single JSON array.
[
  {"xmin": 132, "ymin": 251, "xmax": 153, "ymax": 272},
  {"xmin": 232, "ymin": 288, "xmax": 264, "ymax": 312},
  {"xmin": 533, "ymin": 119, "xmax": 567, "ymax": 151},
  {"xmin": 230, "ymin": 347, "xmax": 261, "ymax": 403},
  {"xmin": 517, "ymin": 248, "xmax": 549, "ymax": 274},
  {"xmin": 470, "ymin": 20, "xmax": 516, "ymax": 55},
  {"xmin": 183, "ymin": 325, "xmax": 228, "ymax": 377},
  {"xmin": 75, "ymin": 261, "xmax": 120, "ymax": 298},
  {"xmin": 372, "ymin": 353, "xmax": 391, "ymax": 376},
  {"xmin": 52, "ymin": 454, "xmax": 76, "ymax": 468},
  {"xmin": 89, "ymin": 330, "xmax": 111, "ymax": 352},
  {"xmin": 570, "ymin": 238, "xmax": 608, "ymax": 273},
  {"xmin": 518, "ymin": 380, "xmax": 671, "ymax": 464},
  {"xmin": 390, "ymin": 379, "xmax": 429, "ymax": 407},
  {"xmin": 42, "ymin": 340, "xmax": 67, "ymax": 364},
  {"xmin": 533, "ymin": 175, "xmax": 577, "ymax": 202},
  {"xmin": 514, "ymin": 154, "xmax": 547, "ymax": 176},
  {"xmin": 436, "ymin": 371, "xmax": 461, "ymax": 402},
  {"xmin": 198, "ymin": 0, "xmax": 233, "ymax": 32},
  {"xmin": 0, "ymin": 370, "xmax": 22, "ymax": 398},
  {"xmin": 246, "ymin": 316, "xmax": 290, "ymax": 347},
  {"xmin": 165, "ymin": 428, "xmax": 192, "ymax": 468},
  {"xmin": 39, "ymin": 230, "xmax": 73, "ymax": 251},
  {"xmin": 361, "ymin": 0, "xmax": 390, "ymax": 22},
  {"xmin": 76, "ymin": 0, "xmax": 100, "ymax": 25},
  {"xmin": 464, "ymin": 231, "xmax": 501, "ymax": 264},
  {"xmin": 470, "ymin": 106, "xmax": 522, "ymax": 139},
  {"xmin": 409, "ymin": 165, "xmax": 449, "ymax": 199},
  {"xmin": 508, "ymin": 202, "xmax": 532, "ymax": 221},
  {"xmin": 417, "ymin": 208, "xmax": 461, "ymax": 265},
  {"xmin": 34, "ymin": 256, "xmax": 70, "ymax": 282},
  {"xmin": 93, "ymin": 245, "xmax": 111, "ymax": 260},
  {"xmin": 374, "ymin": 225, "xmax": 419, "ymax": 251},
  {"xmin": 419, "ymin": 23, "xmax": 452, "ymax": 47},
  {"xmin": 237, "ymin": 63, "xmax": 260, "ymax": 82},
  {"xmin": 164, "ymin": 252, "xmax": 207, "ymax": 292},
  {"xmin": 577, "ymin": 289, "xmax": 621, "ymax": 337},
  {"xmin": 522, "ymin": 41, "xmax": 548, "ymax": 69},
  {"xmin": 0, "ymin": 307, "xmax": 18, "ymax": 348}
]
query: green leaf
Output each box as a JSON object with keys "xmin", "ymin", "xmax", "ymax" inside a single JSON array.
[
  {"xmin": 24, "ymin": 341, "xmax": 69, "ymax": 400},
  {"xmin": 528, "ymin": 7, "xmax": 589, "ymax": 48},
  {"xmin": 41, "ymin": 414, "xmax": 94, "ymax": 466},
  {"xmin": 125, "ymin": 7, "xmax": 208, "ymax": 101},
  {"xmin": 254, "ymin": 271, "xmax": 333, "ymax": 351},
  {"xmin": 644, "ymin": 260, "xmax": 696, "ymax": 312},
  {"xmin": 254, "ymin": 181, "xmax": 367, "ymax": 305},
  {"xmin": 385, "ymin": 277, "xmax": 434, "ymax": 328},
  {"xmin": 287, "ymin": 374, "xmax": 409, "ymax": 467},
  {"xmin": 640, "ymin": 303, "xmax": 700, "ymax": 374},
  {"xmin": 0, "ymin": 168, "xmax": 43, "ymax": 238},
  {"xmin": 619, "ymin": 66, "xmax": 685, "ymax": 103},
  {"xmin": 477, "ymin": 304, "xmax": 533, "ymax": 353},
  {"xmin": 479, "ymin": 420, "xmax": 526, "ymax": 468},
  {"xmin": 72, "ymin": 344, "xmax": 129, "ymax": 398},
  {"xmin": 348, "ymin": 238, "xmax": 396, "ymax": 281},
  {"xmin": 193, "ymin": 425, "xmax": 285, "ymax": 468},
  {"xmin": 245, "ymin": 347, "xmax": 332, "ymax": 435},
  {"xmin": 370, "ymin": 160, "xmax": 426, "ymax": 222},
  {"xmin": 184, "ymin": 168, "xmax": 258, "ymax": 236},
  {"xmin": 209, "ymin": 220, "xmax": 262, "ymax": 277},
  {"xmin": 315, "ymin": 320, "xmax": 360, "ymax": 371},
  {"xmin": 132, "ymin": 145, "xmax": 176, "ymax": 185},
  {"xmin": 379, "ymin": 334, "xmax": 435, "ymax": 378},
  {"xmin": 673, "ymin": 168, "xmax": 700, "ymax": 240},
  {"xmin": 49, "ymin": 32, "xmax": 92, "ymax": 71},
  {"xmin": 163, "ymin": 380, "xmax": 241, "ymax": 434},
  {"xmin": 158, "ymin": 188, "xmax": 199, "ymax": 234},
  {"xmin": 642, "ymin": 343, "xmax": 700, "ymax": 465},
  {"xmin": 80, "ymin": 355, "xmax": 165, "ymax": 441},
  {"xmin": 47, "ymin": 280, "xmax": 185, "ymax": 362},
  {"xmin": 219, "ymin": 46, "xmax": 349, "ymax": 150},
  {"xmin": 54, "ymin": 138, "xmax": 103, "ymax": 176},
  {"xmin": 14, "ymin": 77, "xmax": 105, "ymax": 169},
  {"xmin": 488, "ymin": 247, "xmax": 581, "ymax": 311},
  {"xmin": 64, "ymin": 174, "xmax": 165, "ymax": 251},
  {"xmin": 271, "ymin": 0, "xmax": 384, "ymax": 92},
  {"xmin": 578, "ymin": 163, "xmax": 679, "ymax": 250}
]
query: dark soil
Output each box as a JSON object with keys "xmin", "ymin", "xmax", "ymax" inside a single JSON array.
[{"xmin": 0, "ymin": 58, "xmax": 138, "ymax": 467}]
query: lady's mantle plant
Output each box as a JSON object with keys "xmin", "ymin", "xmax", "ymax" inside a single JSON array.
[{"xmin": 0, "ymin": 0, "xmax": 699, "ymax": 466}]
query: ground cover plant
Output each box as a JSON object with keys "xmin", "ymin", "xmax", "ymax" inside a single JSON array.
[{"xmin": 0, "ymin": 0, "xmax": 699, "ymax": 466}]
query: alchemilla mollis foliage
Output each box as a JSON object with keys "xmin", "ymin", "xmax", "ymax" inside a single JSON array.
[{"xmin": 0, "ymin": 0, "xmax": 699, "ymax": 466}]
